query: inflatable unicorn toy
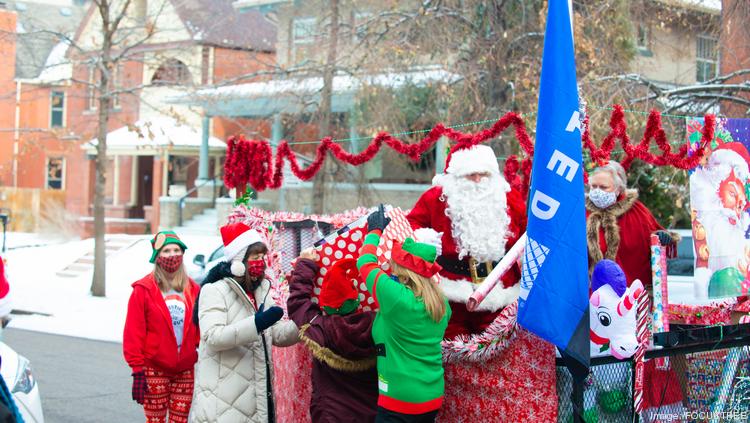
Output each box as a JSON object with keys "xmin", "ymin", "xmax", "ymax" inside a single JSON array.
[
  {"xmin": 576, "ymin": 260, "xmax": 647, "ymax": 421},
  {"xmin": 589, "ymin": 259, "xmax": 644, "ymax": 359}
]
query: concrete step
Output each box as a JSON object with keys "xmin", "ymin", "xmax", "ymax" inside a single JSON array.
[
  {"xmin": 174, "ymin": 226, "xmax": 219, "ymax": 236},
  {"xmin": 66, "ymin": 263, "xmax": 93, "ymax": 272},
  {"xmin": 185, "ymin": 217, "xmax": 215, "ymax": 226},
  {"xmin": 55, "ymin": 236, "xmax": 141, "ymax": 278}
]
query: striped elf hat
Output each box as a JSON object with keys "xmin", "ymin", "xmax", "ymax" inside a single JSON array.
[
  {"xmin": 149, "ymin": 231, "xmax": 188, "ymax": 263},
  {"xmin": 391, "ymin": 238, "xmax": 442, "ymax": 278}
]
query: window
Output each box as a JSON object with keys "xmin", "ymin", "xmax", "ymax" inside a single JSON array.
[
  {"xmin": 46, "ymin": 157, "xmax": 64, "ymax": 190},
  {"xmin": 696, "ymin": 35, "xmax": 718, "ymax": 82},
  {"xmin": 151, "ymin": 59, "xmax": 192, "ymax": 86},
  {"xmin": 87, "ymin": 65, "xmax": 97, "ymax": 110},
  {"xmin": 50, "ymin": 91, "xmax": 65, "ymax": 128},
  {"xmin": 291, "ymin": 17, "xmax": 316, "ymax": 63}
]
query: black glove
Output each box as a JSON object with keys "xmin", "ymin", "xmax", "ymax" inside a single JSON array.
[
  {"xmin": 255, "ymin": 305, "xmax": 283, "ymax": 332},
  {"xmin": 367, "ymin": 205, "xmax": 391, "ymax": 232},
  {"xmin": 131, "ymin": 371, "xmax": 148, "ymax": 405},
  {"xmin": 655, "ymin": 230, "xmax": 673, "ymax": 246}
]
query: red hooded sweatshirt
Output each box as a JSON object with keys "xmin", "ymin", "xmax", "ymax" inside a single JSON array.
[{"xmin": 123, "ymin": 273, "xmax": 200, "ymax": 374}]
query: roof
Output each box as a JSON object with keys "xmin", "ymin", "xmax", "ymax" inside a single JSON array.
[
  {"xmin": 10, "ymin": 0, "xmax": 88, "ymax": 80},
  {"xmin": 170, "ymin": 66, "xmax": 461, "ymax": 116},
  {"xmin": 170, "ymin": 0, "xmax": 275, "ymax": 51},
  {"xmin": 85, "ymin": 117, "xmax": 226, "ymax": 155}
]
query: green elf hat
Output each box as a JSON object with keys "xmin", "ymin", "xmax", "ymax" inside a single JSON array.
[
  {"xmin": 149, "ymin": 231, "xmax": 188, "ymax": 263},
  {"xmin": 319, "ymin": 258, "xmax": 361, "ymax": 315},
  {"xmin": 391, "ymin": 238, "xmax": 442, "ymax": 278}
]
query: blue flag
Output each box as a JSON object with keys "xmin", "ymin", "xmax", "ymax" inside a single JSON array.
[{"xmin": 518, "ymin": 0, "xmax": 590, "ymax": 379}]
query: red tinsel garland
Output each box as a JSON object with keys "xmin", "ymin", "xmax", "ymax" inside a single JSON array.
[{"xmin": 224, "ymin": 105, "xmax": 716, "ymax": 193}]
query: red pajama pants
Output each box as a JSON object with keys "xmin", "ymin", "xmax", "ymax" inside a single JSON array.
[{"xmin": 143, "ymin": 367, "xmax": 194, "ymax": 423}]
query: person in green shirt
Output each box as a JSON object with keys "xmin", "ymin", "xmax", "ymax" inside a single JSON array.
[{"xmin": 357, "ymin": 207, "xmax": 451, "ymax": 422}]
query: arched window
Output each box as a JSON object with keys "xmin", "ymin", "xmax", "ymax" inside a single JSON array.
[{"xmin": 151, "ymin": 59, "xmax": 192, "ymax": 86}]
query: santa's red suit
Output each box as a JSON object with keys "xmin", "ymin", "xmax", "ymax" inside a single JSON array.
[{"xmin": 406, "ymin": 145, "xmax": 527, "ymax": 339}]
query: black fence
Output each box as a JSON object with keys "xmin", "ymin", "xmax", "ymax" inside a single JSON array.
[{"xmin": 557, "ymin": 324, "xmax": 750, "ymax": 423}]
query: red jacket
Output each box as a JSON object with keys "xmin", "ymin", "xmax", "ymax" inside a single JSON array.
[{"xmin": 123, "ymin": 273, "xmax": 200, "ymax": 374}]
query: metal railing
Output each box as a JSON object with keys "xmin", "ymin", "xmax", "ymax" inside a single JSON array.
[{"xmin": 177, "ymin": 179, "xmax": 217, "ymax": 227}]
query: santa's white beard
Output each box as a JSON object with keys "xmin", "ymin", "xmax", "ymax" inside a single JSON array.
[{"xmin": 435, "ymin": 173, "xmax": 510, "ymax": 262}]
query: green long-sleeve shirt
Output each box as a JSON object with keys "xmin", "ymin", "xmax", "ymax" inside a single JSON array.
[{"xmin": 356, "ymin": 230, "xmax": 450, "ymax": 414}]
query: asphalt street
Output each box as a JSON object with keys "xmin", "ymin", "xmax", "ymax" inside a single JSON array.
[{"xmin": 4, "ymin": 328, "xmax": 143, "ymax": 423}]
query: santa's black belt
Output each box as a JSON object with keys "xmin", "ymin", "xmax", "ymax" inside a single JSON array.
[{"xmin": 436, "ymin": 256, "xmax": 498, "ymax": 278}]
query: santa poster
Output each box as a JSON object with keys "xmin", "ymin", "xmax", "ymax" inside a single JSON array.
[{"xmin": 687, "ymin": 117, "xmax": 750, "ymax": 299}]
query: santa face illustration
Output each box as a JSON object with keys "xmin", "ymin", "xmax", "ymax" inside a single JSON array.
[{"xmin": 718, "ymin": 170, "xmax": 748, "ymax": 220}]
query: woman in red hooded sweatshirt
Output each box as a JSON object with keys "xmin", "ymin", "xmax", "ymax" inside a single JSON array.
[{"xmin": 123, "ymin": 231, "xmax": 200, "ymax": 423}]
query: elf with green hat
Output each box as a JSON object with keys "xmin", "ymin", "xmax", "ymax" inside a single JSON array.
[
  {"xmin": 287, "ymin": 250, "xmax": 378, "ymax": 422},
  {"xmin": 357, "ymin": 207, "xmax": 450, "ymax": 422},
  {"xmin": 148, "ymin": 230, "xmax": 188, "ymax": 263},
  {"xmin": 124, "ymin": 230, "xmax": 199, "ymax": 422}
]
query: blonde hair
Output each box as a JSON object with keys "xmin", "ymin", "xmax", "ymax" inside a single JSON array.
[
  {"xmin": 390, "ymin": 263, "xmax": 447, "ymax": 322},
  {"xmin": 153, "ymin": 263, "xmax": 190, "ymax": 294}
]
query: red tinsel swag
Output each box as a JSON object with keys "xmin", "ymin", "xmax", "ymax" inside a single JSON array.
[{"xmin": 223, "ymin": 105, "xmax": 716, "ymax": 193}]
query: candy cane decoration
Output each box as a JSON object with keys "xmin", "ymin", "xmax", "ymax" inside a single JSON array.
[
  {"xmin": 634, "ymin": 287, "xmax": 650, "ymax": 414},
  {"xmin": 617, "ymin": 281, "xmax": 643, "ymax": 317},
  {"xmin": 650, "ymin": 234, "xmax": 670, "ymax": 334}
]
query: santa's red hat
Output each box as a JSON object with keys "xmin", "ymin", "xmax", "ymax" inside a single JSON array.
[
  {"xmin": 711, "ymin": 142, "xmax": 750, "ymax": 181},
  {"xmin": 319, "ymin": 258, "xmax": 361, "ymax": 315},
  {"xmin": 220, "ymin": 222, "xmax": 264, "ymax": 276},
  {"xmin": 444, "ymin": 144, "xmax": 500, "ymax": 176},
  {"xmin": 0, "ymin": 257, "xmax": 8, "ymax": 299}
]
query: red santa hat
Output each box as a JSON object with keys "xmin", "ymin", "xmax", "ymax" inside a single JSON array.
[
  {"xmin": 0, "ymin": 257, "xmax": 8, "ymax": 299},
  {"xmin": 220, "ymin": 222, "xmax": 264, "ymax": 276},
  {"xmin": 444, "ymin": 144, "xmax": 500, "ymax": 176},
  {"xmin": 710, "ymin": 142, "xmax": 750, "ymax": 181}
]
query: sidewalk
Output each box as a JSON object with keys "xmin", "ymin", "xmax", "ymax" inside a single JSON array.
[{"xmin": 2, "ymin": 232, "xmax": 220, "ymax": 342}]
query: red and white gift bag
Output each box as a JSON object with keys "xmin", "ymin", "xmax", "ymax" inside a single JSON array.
[{"xmin": 312, "ymin": 207, "xmax": 417, "ymax": 313}]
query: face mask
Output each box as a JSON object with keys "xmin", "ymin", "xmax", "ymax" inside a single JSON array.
[
  {"xmin": 589, "ymin": 188, "xmax": 617, "ymax": 209},
  {"xmin": 157, "ymin": 255, "xmax": 183, "ymax": 273},
  {"xmin": 246, "ymin": 259, "xmax": 266, "ymax": 278}
]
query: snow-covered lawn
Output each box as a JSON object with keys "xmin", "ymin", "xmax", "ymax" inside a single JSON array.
[{"xmin": 2, "ymin": 232, "xmax": 220, "ymax": 343}]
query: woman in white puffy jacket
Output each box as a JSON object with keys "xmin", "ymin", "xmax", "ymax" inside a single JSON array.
[{"xmin": 191, "ymin": 223, "xmax": 298, "ymax": 423}]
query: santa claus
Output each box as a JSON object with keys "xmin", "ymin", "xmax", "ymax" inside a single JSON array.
[
  {"xmin": 691, "ymin": 142, "xmax": 750, "ymax": 298},
  {"xmin": 406, "ymin": 144, "xmax": 526, "ymax": 339}
]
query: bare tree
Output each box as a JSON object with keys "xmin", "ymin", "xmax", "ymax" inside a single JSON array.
[
  {"xmin": 68, "ymin": 0, "xmax": 169, "ymax": 297},
  {"xmin": 312, "ymin": 0, "xmax": 340, "ymax": 214}
]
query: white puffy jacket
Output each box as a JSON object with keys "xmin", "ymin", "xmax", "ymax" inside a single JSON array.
[{"xmin": 191, "ymin": 277, "xmax": 298, "ymax": 423}]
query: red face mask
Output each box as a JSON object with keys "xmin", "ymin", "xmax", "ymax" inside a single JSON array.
[
  {"xmin": 157, "ymin": 255, "xmax": 183, "ymax": 273},
  {"xmin": 246, "ymin": 259, "xmax": 266, "ymax": 278}
]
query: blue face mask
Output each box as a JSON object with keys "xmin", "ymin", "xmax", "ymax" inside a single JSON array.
[{"xmin": 589, "ymin": 188, "xmax": 617, "ymax": 209}]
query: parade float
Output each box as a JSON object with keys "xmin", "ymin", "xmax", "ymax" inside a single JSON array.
[{"xmin": 216, "ymin": 97, "xmax": 750, "ymax": 422}]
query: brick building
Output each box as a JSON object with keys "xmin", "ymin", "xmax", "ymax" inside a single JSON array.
[
  {"xmin": 720, "ymin": 0, "xmax": 750, "ymax": 117},
  {"xmin": 0, "ymin": 0, "xmax": 277, "ymax": 233}
]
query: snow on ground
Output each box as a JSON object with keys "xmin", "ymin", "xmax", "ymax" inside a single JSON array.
[{"xmin": 2, "ymin": 232, "xmax": 221, "ymax": 343}]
